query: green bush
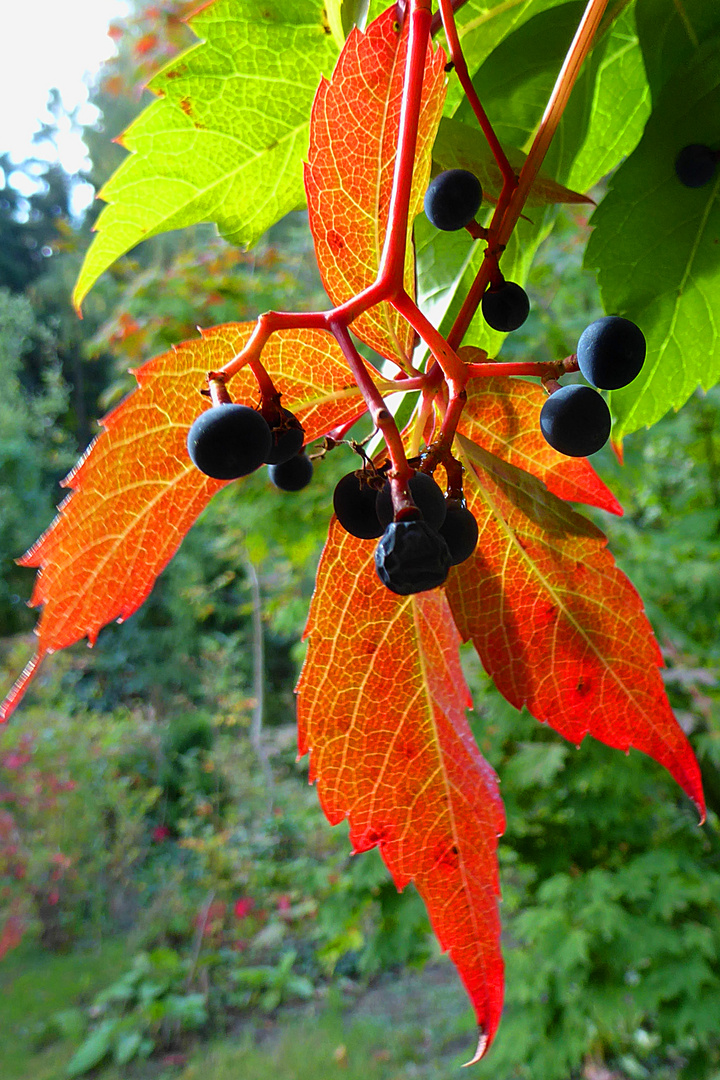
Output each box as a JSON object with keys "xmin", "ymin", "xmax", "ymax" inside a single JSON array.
[{"xmin": 468, "ymin": 671, "xmax": 720, "ymax": 1080}]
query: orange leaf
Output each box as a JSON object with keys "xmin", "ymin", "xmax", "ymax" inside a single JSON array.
[
  {"xmin": 447, "ymin": 441, "xmax": 705, "ymax": 819},
  {"xmin": 297, "ymin": 521, "xmax": 505, "ymax": 1058},
  {"xmin": 1, "ymin": 326, "xmax": 366, "ymax": 723},
  {"xmin": 457, "ymin": 377, "xmax": 622, "ymax": 516},
  {"xmin": 305, "ymin": 6, "xmax": 446, "ymax": 366}
]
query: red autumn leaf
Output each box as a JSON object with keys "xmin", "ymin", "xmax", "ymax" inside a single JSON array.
[
  {"xmin": 1, "ymin": 326, "xmax": 367, "ymax": 723},
  {"xmin": 305, "ymin": 7, "xmax": 446, "ymax": 367},
  {"xmin": 447, "ymin": 438, "xmax": 705, "ymax": 819},
  {"xmin": 296, "ymin": 521, "xmax": 505, "ymax": 1060},
  {"xmin": 457, "ymin": 375, "xmax": 622, "ymax": 516}
]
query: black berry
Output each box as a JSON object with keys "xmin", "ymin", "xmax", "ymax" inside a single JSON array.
[
  {"xmin": 481, "ymin": 281, "xmax": 530, "ymax": 332},
  {"xmin": 187, "ymin": 404, "xmax": 272, "ymax": 480},
  {"xmin": 264, "ymin": 407, "xmax": 305, "ymax": 465},
  {"xmin": 439, "ymin": 502, "xmax": 478, "ymax": 566},
  {"xmin": 424, "ymin": 169, "xmax": 483, "ymax": 232},
  {"xmin": 376, "ymin": 472, "xmax": 447, "ymax": 530},
  {"xmin": 539, "ymin": 384, "xmax": 611, "ymax": 457},
  {"xmin": 333, "ymin": 470, "xmax": 384, "ymax": 539},
  {"xmin": 268, "ymin": 450, "xmax": 313, "ymax": 491},
  {"xmin": 576, "ymin": 315, "xmax": 646, "ymax": 391},
  {"xmin": 375, "ymin": 521, "xmax": 451, "ymax": 595},
  {"xmin": 675, "ymin": 144, "xmax": 717, "ymax": 188}
]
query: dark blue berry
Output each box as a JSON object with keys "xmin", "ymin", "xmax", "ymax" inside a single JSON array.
[
  {"xmin": 540, "ymin": 384, "xmax": 611, "ymax": 457},
  {"xmin": 481, "ymin": 281, "xmax": 530, "ymax": 332},
  {"xmin": 439, "ymin": 502, "xmax": 478, "ymax": 566},
  {"xmin": 576, "ymin": 316, "xmax": 646, "ymax": 391},
  {"xmin": 424, "ymin": 169, "xmax": 483, "ymax": 231},
  {"xmin": 187, "ymin": 404, "xmax": 272, "ymax": 480},
  {"xmin": 675, "ymin": 144, "xmax": 717, "ymax": 188},
  {"xmin": 375, "ymin": 521, "xmax": 451, "ymax": 595},
  {"xmin": 268, "ymin": 451, "xmax": 313, "ymax": 491},
  {"xmin": 265, "ymin": 408, "xmax": 305, "ymax": 465},
  {"xmin": 333, "ymin": 471, "xmax": 384, "ymax": 539}
]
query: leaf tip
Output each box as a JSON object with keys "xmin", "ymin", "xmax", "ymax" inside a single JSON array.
[{"xmin": 462, "ymin": 1027, "xmax": 489, "ymax": 1067}]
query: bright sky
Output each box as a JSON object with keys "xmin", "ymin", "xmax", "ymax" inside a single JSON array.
[{"xmin": 0, "ymin": 0, "xmax": 129, "ymax": 203}]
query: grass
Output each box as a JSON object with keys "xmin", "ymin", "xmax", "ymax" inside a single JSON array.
[
  {"xmin": 175, "ymin": 967, "xmax": 475, "ymax": 1080},
  {"xmin": 0, "ymin": 945, "xmax": 474, "ymax": 1080},
  {"xmin": 0, "ymin": 937, "xmax": 129, "ymax": 1080}
]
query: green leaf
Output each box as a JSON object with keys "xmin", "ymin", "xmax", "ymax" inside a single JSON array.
[
  {"xmin": 113, "ymin": 1030, "xmax": 144, "ymax": 1068},
  {"xmin": 163, "ymin": 993, "xmax": 208, "ymax": 1028},
  {"xmin": 634, "ymin": 0, "xmax": 720, "ymax": 101},
  {"xmin": 66, "ymin": 1020, "xmax": 118, "ymax": 1078},
  {"xmin": 447, "ymin": 0, "xmax": 572, "ymax": 113},
  {"xmin": 49, "ymin": 1008, "xmax": 87, "ymax": 1042},
  {"xmin": 432, "ymin": 117, "xmax": 592, "ymax": 205},
  {"xmin": 551, "ymin": 8, "xmax": 650, "ymax": 193},
  {"xmin": 455, "ymin": 3, "xmax": 585, "ymax": 152},
  {"xmin": 74, "ymin": 0, "xmax": 339, "ymax": 308},
  {"xmin": 325, "ymin": 0, "xmax": 370, "ymax": 45},
  {"xmin": 455, "ymin": 4, "xmax": 648, "ymax": 193},
  {"xmin": 584, "ymin": 36, "xmax": 720, "ymax": 439}
]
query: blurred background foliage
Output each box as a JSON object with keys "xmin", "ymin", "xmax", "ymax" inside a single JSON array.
[{"xmin": 2, "ymin": 3, "xmax": 720, "ymax": 1080}]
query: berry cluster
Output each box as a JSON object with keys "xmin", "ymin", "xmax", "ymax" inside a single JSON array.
[
  {"xmin": 186, "ymin": 184, "xmax": 648, "ymax": 593},
  {"xmin": 188, "ymin": 402, "xmax": 477, "ymax": 596},
  {"xmin": 187, "ymin": 402, "xmax": 312, "ymax": 491},
  {"xmin": 540, "ymin": 316, "xmax": 646, "ymax": 457},
  {"xmin": 334, "ymin": 466, "xmax": 478, "ymax": 595}
]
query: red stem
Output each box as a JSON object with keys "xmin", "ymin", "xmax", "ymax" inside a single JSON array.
[
  {"xmin": 466, "ymin": 358, "xmax": 578, "ymax": 379},
  {"xmin": 436, "ymin": 0, "xmax": 516, "ymax": 186},
  {"xmin": 330, "ymin": 321, "xmax": 413, "ymax": 487},
  {"xmin": 393, "ymin": 289, "xmax": 467, "ymax": 385},
  {"xmin": 378, "ymin": 0, "xmax": 433, "ymax": 291},
  {"xmin": 446, "ymin": 0, "xmax": 609, "ymax": 349},
  {"xmin": 215, "ymin": 1, "xmax": 432, "ymax": 384},
  {"xmin": 429, "ymin": 0, "xmax": 470, "ymax": 35}
]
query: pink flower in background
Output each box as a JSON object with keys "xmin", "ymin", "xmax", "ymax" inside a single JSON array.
[
  {"xmin": 152, "ymin": 825, "xmax": 171, "ymax": 843},
  {"xmin": 277, "ymin": 894, "xmax": 291, "ymax": 913},
  {"xmin": 233, "ymin": 897, "xmax": 254, "ymax": 919},
  {"xmin": 2, "ymin": 752, "xmax": 31, "ymax": 770}
]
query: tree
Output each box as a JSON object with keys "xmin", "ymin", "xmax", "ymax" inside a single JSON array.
[{"xmin": 2, "ymin": 0, "xmax": 720, "ymax": 1064}]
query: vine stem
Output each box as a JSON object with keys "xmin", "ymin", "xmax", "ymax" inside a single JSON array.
[
  {"xmin": 215, "ymin": 0, "xmax": 432, "ymax": 383},
  {"xmin": 465, "ymin": 357, "xmax": 579, "ymax": 379},
  {"xmin": 497, "ymin": 0, "xmax": 610, "ymax": 245},
  {"xmin": 447, "ymin": 0, "xmax": 610, "ymax": 348},
  {"xmin": 330, "ymin": 321, "xmax": 414, "ymax": 488},
  {"xmin": 436, "ymin": 0, "xmax": 515, "ymax": 185},
  {"xmin": 393, "ymin": 289, "xmax": 467, "ymax": 385},
  {"xmin": 213, "ymin": 0, "xmax": 605, "ymax": 471},
  {"xmin": 429, "ymin": 0, "xmax": 471, "ymax": 36}
]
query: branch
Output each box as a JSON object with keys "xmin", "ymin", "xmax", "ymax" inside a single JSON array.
[
  {"xmin": 497, "ymin": 0, "xmax": 610, "ymax": 246},
  {"xmin": 214, "ymin": 0, "xmax": 433, "ymax": 386},
  {"xmin": 436, "ymin": 0, "xmax": 515, "ymax": 186},
  {"xmin": 447, "ymin": 0, "xmax": 610, "ymax": 348}
]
